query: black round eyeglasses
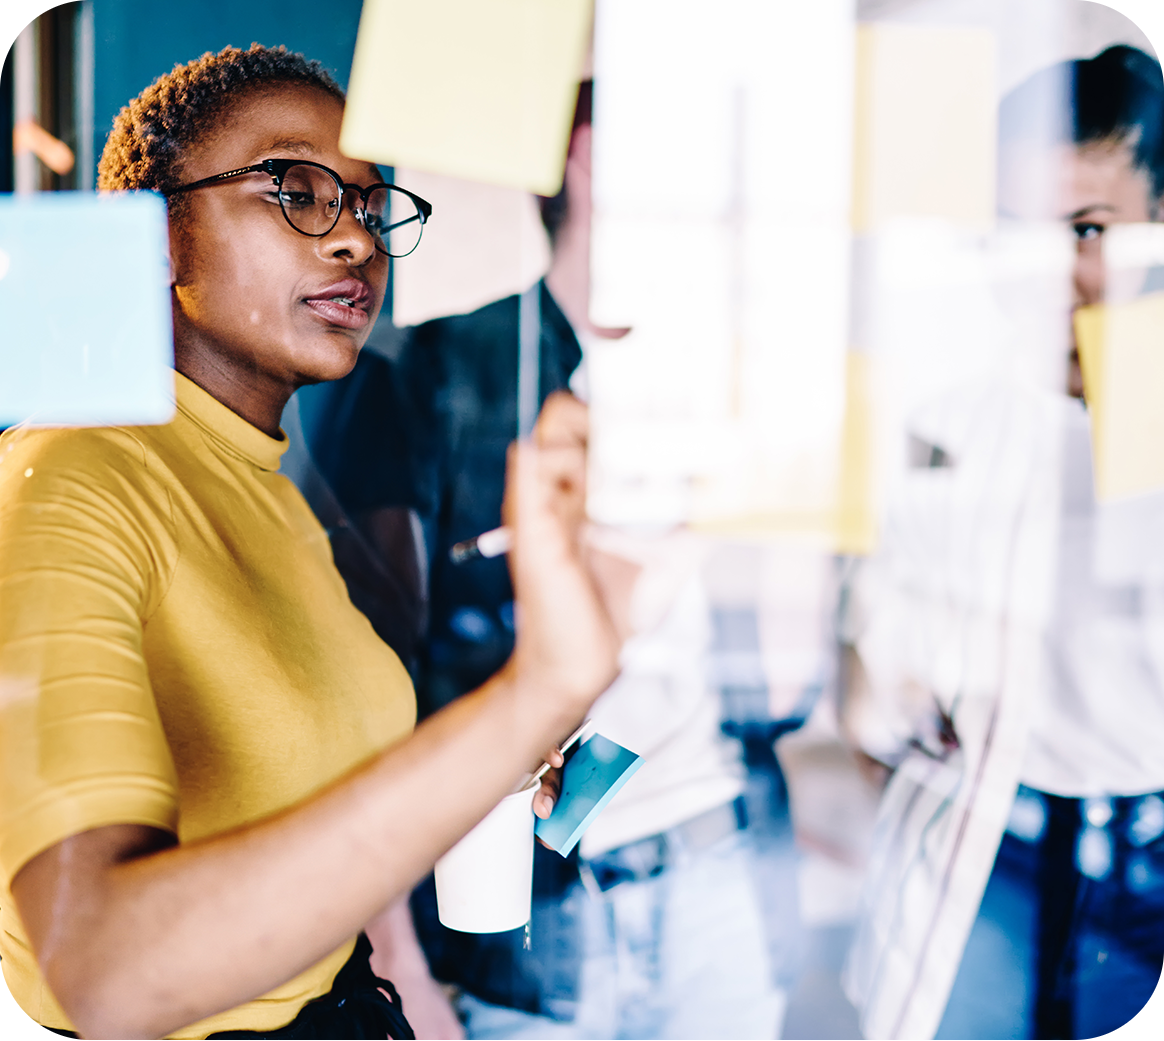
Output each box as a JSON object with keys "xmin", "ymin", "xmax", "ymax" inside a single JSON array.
[{"xmin": 165, "ymin": 158, "xmax": 433, "ymax": 258}]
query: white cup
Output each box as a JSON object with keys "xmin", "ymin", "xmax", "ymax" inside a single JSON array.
[{"xmin": 434, "ymin": 779, "xmax": 540, "ymax": 933}]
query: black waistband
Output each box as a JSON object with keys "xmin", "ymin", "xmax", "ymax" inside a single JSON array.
[{"xmin": 0, "ymin": 936, "xmax": 419, "ymax": 1041}]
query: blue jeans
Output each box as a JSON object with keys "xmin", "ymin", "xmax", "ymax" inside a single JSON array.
[
  {"xmin": 456, "ymin": 829, "xmax": 789, "ymax": 1040},
  {"xmin": 938, "ymin": 787, "xmax": 1164, "ymax": 1039}
]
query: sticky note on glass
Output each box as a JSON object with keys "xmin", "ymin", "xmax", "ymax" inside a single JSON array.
[
  {"xmin": 342, "ymin": 0, "xmax": 592, "ymax": 195},
  {"xmin": 535, "ymin": 732, "xmax": 642, "ymax": 856},
  {"xmin": 852, "ymin": 24, "xmax": 996, "ymax": 232},
  {"xmin": 833, "ymin": 351, "xmax": 878, "ymax": 554},
  {"xmin": 1075, "ymin": 292, "xmax": 1164, "ymax": 501},
  {"xmin": 0, "ymin": 192, "xmax": 174, "ymax": 427}
]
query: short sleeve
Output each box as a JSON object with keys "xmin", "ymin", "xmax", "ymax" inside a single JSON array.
[{"xmin": 0, "ymin": 426, "xmax": 180, "ymax": 882}]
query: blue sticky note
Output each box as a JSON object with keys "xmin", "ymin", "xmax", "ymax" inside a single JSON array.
[
  {"xmin": 535, "ymin": 733, "xmax": 644, "ymax": 857},
  {"xmin": 0, "ymin": 191, "xmax": 174, "ymax": 427}
]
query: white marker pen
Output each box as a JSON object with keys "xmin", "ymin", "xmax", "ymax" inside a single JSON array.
[{"xmin": 449, "ymin": 525, "xmax": 513, "ymax": 564}]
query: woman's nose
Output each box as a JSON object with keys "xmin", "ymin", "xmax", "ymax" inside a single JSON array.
[{"xmin": 321, "ymin": 194, "xmax": 377, "ymax": 265}]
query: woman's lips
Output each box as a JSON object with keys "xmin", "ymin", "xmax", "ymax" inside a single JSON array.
[
  {"xmin": 303, "ymin": 277, "xmax": 374, "ymax": 330},
  {"xmin": 303, "ymin": 297, "xmax": 371, "ymax": 330}
]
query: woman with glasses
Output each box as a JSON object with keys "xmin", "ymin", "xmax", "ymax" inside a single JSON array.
[{"xmin": 0, "ymin": 44, "xmax": 618, "ymax": 1040}]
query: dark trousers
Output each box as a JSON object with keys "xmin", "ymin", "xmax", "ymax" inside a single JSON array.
[
  {"xmin": 939, "ymin": 787, "xmax": 1164, "ymax": 1039},
  {"xmin": 48, "ymin": 934, "xmax": 415, "ymax": 1040}
]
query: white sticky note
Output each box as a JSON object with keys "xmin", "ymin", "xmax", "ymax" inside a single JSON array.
[
  {"xmin": 341, "ymin": 0, "xmax": 592, "ymax": 195},
  {"xmin": 587, "ymin": 0, "xmax": 862, "ymax": 548},
  {"xmin": 0, "ymin": 192, "xmax": 174, "ymax": 428},
  {"xmin": 389, "ymin": 167, "xmax": 550, "ymax": 327}
]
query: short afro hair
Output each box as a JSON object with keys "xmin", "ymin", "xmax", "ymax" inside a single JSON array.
[{"xmin": 97, "ymin": 43, "xmax": 344, "ymax": 195}]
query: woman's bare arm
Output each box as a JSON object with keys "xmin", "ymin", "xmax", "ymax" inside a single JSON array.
[{"xmin": 11, "ymin": 395, "xmax": 616, "ymax": 1041}]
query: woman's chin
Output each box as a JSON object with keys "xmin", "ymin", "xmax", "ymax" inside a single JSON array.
[{"xmin": 294, "ymin": 336, "xmax": 363, "ymax": 385}]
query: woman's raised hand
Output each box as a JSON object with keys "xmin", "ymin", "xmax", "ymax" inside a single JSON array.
[{"xmin": 503, "ymin": 392, "xmax": 620, "ymax": 720}]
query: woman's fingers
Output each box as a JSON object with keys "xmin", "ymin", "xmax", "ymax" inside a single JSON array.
[
  {"xmin": 504, "ymin": 391, "xmax": 589, "ymax": 542},
  {"xmin": 502, "ymin": 441, "xmax": 587, "ymax": 556},
  {"xmin": 533, "ymin": 391, "xmax": 588, "ymax": 450},
  {"xmin": 533, "ymin": 765, "xmax": 561, "ymax": 819},
  {"xmin": 502, "ymin": 397, "xmax": 620, "ymax": 713}
]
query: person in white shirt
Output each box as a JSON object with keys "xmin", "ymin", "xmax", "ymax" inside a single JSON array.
[{"xmin": 843, "ymin": 45, "xmax": 1164, "ymax": 1040}]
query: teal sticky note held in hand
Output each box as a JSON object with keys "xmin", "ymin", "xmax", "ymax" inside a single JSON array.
[{"xmin": 535, "ymin": 733, "xmax": 643, "ymax": 857}]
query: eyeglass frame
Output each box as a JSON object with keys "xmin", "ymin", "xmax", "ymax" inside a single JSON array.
[{"xmin": 164, "ymin": 157, "xmax": 433, "ymax": 258}]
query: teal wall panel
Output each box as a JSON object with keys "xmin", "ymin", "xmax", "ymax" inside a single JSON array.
[{"xmin": 92, "ymin": 0, "xmax": 365, "ymax": 177}]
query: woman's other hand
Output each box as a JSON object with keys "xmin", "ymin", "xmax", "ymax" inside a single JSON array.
[
  {"xmin": 388, "ymin": 975, "xmax": 464, "ymax": 1041},
  {"xmin": 367, "ymin": 900, "xmax": 465, "ymax": 1040}
]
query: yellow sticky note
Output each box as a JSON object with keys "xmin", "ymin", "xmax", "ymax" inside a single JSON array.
[
  {"xmin": 852, "ymin": 24, "xmax": 997, "ymax": 233},
  {"xmin": 834, "ymin": 350, "xmax": 878, "ymax": 554},
  {"xmin": 341, "ymin": 0, "xmax": 592, "ymax": 195},
  {"xmin": 682, "ymin": 352, "xmax": 880, "ymax": 554},
  {"xmin": 1075, "ymin": 292, "xmax": 1164, "ymax": 501}
]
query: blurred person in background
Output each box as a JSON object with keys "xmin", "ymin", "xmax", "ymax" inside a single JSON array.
[
  {"xmin": 298, "ymin": 82, "xmax": 800, "ymax": 1040},
  {"xmin": 842, "ymin": 45, "xmax": 1164, "ymax": 1040}
]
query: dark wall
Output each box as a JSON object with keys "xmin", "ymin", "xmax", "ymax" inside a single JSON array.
[
  {"xmin": 0, "ymin": 45, "xmax": 12, "ymax": 193},
  {"xmin": 92, "ymin": 0, "xmax": 365, "ymax": 181},
  {"xmin": 41, "ymin": 3, "xmax": 81, "ymax": 190}
]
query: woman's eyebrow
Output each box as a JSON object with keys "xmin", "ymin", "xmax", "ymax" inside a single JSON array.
[
  {"xmin": 1065, "ymin": 203, "xmax": 1117, "ymax": 221},
  {"xmin": 255, "ymin": 138, "xmax": 318, "ymax": 158}
]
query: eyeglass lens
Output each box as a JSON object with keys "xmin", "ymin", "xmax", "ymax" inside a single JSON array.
[{"xmin": 277, "ymin": 164, "xmax": 424, "ymax": 258}]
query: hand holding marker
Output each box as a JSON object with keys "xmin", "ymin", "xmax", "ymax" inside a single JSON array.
[{"xmin": 451, "ymin": 527, "xmax": 589, "ymax": 790}]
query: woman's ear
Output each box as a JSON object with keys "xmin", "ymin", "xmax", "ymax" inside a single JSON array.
[
  {"xmin": 163, "ymin": 208, "xmax": 177, "ymax": 286},
  {"xmin": 165, "ymin": 212, "xmax": 188, "ymax": 288}
]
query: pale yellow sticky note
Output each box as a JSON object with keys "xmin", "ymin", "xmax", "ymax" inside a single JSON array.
[
  {"xmin": 341, "ymin": 0, "xmax": 592, "ymax": 195},
  {"xmin": 1075, "ymin": 293, "xmax": 1164, "ymax": 501},
  {"xmin": 684, "ymin": 352, "xmax": 880, "ymax": 554},
  {"xmin": 852, "ymin": 24, "xmax": 997, "ymax": 233},
  {"xmin": 834, "ymin": 350, "xmax": 878, "ymax": 554}
]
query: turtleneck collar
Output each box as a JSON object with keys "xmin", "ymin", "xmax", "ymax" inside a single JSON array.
[{"xmin": 173, "ymin": 371, "xmax": 288, "ymax": 473}]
